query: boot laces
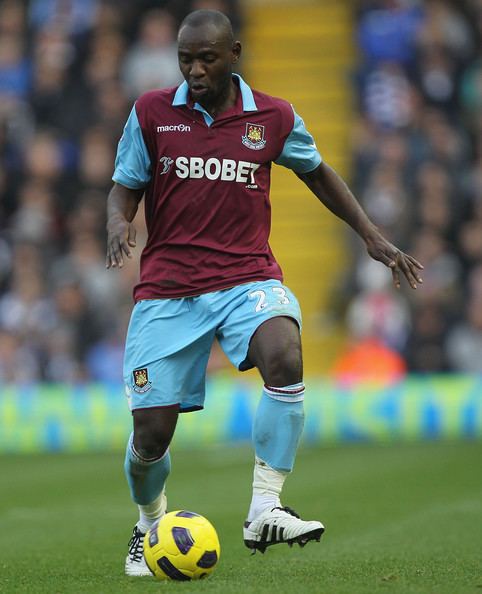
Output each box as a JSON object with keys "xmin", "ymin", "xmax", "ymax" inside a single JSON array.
[
  {"xmin": 272, "ymin": 506, "xmax": 301, "ymax": 519},
  {"xmin": 127, "ymin": 527, "xmax": 145, "ymax": 562}
]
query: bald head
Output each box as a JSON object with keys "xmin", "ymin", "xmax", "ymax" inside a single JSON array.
[{"xmin": 178, "ymin": 9, "xmax": 234, "ymax": 45}]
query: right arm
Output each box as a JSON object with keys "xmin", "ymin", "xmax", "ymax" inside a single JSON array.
[
  {"xmin": 106, "ymin": 183, "xmax": 144, "ymax": 269},
  {"xmin": 106, "ymin": 102, "xmax": 152, "ymax": 269}
]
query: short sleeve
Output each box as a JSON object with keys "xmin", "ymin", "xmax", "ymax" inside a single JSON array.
[
  {"xmin": 112, "ymin": 105, "xmax": 152, "ymax": 189},
  {"xmin": 274, "ymin": 107, "xmax": 322, "ymax": 174}
]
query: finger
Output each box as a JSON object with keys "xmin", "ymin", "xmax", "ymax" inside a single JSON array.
[
  {"xmin": 407, "ymin": 256, "xmax": 424, "ymax": 268},
  {"xmin": 128, "ymin": 225, "xmax": 137, "ymax": 248},
  {"xmin": 406, "ymin": 254, "xmax": 424, "ymax": 272},
  {"xmin": 120, "ymin": 239, "xmax": 132, "ymax": 259},
  {"xmin": 106, "ymin": 246, "xmax": 117, "ymax": 268},
  {"xmin": 108, "ymin": 238, "xmax": 124, "ymax": 268},
  {"xmin": 399, "ymin": 252, "xmax": 423, "ymax": 283},
  {"xmin": 407, "ymin": 260, "xmax": 423, "ymax": 283},
  {"xmin": 388, "ymin": 257, "xmax": 398, "ymax": 269},
  {"xmin": 398, "ymin": 257, "xmax": 420, "ymax": 289},
  {"xmin": 391, "ymin": 264, "xmax": 401, "ymax": 289},
  {"xmin": 387, "ymin": 253, "xmax": 402, "ymax": 272}
]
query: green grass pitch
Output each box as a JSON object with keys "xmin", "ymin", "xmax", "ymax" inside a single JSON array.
[{"xmin": 0, "ymin": 440, "xmax": 480, "ymax": 594}]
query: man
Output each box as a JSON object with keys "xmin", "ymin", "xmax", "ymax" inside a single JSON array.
[{"xmin": 106, "ymin": 10, "xmax": 423, "ymax": 576}]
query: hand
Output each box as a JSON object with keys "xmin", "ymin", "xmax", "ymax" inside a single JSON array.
[
  {"xmin": 106, "ymin": 215, "xmax": 137, "ymax": 269},
  {"xmin": 365, "ymin": 234, "xmax": 423, "ymax": 290}
]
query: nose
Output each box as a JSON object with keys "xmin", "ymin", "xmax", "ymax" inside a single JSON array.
[{"xmin": 190, "ymin": 60, "xmax": 205, "ymax": 78}]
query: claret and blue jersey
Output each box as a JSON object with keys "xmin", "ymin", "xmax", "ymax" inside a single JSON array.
[{"xmin": 113, "ymin": 74, "xmax": 321, "ymax": 300}]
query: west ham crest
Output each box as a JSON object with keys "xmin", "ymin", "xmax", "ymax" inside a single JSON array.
[
  {"xmin": 132, "ymin": 368, "xmax": 152, "ymax": 393},
  {"xmin": 242, "ymin": 123, "xmax": 266, "ymax": 150}
]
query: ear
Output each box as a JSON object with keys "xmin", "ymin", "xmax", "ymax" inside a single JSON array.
[{"xmin": 232, "ymin": 40, "xmax": 241, "ymax": 64}]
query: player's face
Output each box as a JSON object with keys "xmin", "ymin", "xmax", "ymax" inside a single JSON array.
[{"xmin": 178, "ymin": 24, "xmax": 240, "ymax": 107}]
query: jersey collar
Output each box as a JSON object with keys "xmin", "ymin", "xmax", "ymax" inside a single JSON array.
[{"xmin": 172, "ymin": 73, "xmax": 258, "ymax": 112}]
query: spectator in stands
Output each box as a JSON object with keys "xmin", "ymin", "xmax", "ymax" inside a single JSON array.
[
  {"xmin": 0, "ymin": 34, "xmax": 31, "ymax": 100},
  {"xmin": 460, "ymin": 59, "xmax": 482, "ymax": 131},
  {"xmin": 28, "ymin": 0, "xmax": 99, "ymax": 37},
  {"xmin": 356, "ymin": 0, "xmax": 424, "ymax": 68},
  {"xmin": 46, "ymin": 280, "xmax": 104, "ymax": 381},
  {"xmin": 86, "ymin": 317, "xmax": 129, "ymax": 383},
  {"xmin": 9, "ymin": 180, "xmax": 60, "ymax": 246},
  {"xmin": 28, "ymin": 26, "xmax": 78, "ymax": 134},
  {"xmin": 92, "ymin": 79, "xmax": 131, "ymax": 141},
  {"xmin": 50, "ymin": 229, "xmax": 120, "ymax": 315},
  {"xmin": 415, "ymin": 46, "xmax": 459, "ymax": 113},
  {"xmin": 121, "ymin": 9, "xmax": 181, "ymax": 100},
  {"xmin": 83, "ymin": 28, "xmax": 126, "ymax": 91},
  {"xmin": 420, "ymin": 108, "xmax": 469, "ymax": 168},
  {"xmin": 77, "ymin": 126, "xmax": 116, "ymax": 193},
  {"xmin": 458, "ymin": 207, "xmax": 482, "ymax": 270},
  {"xmin": 0, "ymin": 329, "xmax": 40, "ymax": 384},
  {"xmin": 359, "ymin": 61, "xmax": 417, "ymax": 129},
  {"xmin": 414, "ymin": 161, "xmax": 457, "ymax": 241},
  {"xmin": 416, "ymin": 0, "xmax": 475, "ymax": 63},
  {"xmin": 23, "ymin": 128, "xmax": 64, "ymax": 185},
  {"xmin": 446, "ymin": 295, "xmax": 482, "ymax": 372},
  {"xmin": 0, "ymin": 258, "xmax": 55, "ymax": 354},
  {"xmin": 361, "ymin": 162, "xmax": 411, "ymax": 246},
  {"xmin": 403, "ymin": 300, "xmax": 451, "ymax": 372}
]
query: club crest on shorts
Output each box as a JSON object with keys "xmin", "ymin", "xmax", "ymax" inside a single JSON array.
[
  {"xmin": 132, "ymin": 368, "xmax": 152, "ymax": 393},
  {"xmin": 242, "ymin": 123, "xmax": 266, "ymax": 150}
]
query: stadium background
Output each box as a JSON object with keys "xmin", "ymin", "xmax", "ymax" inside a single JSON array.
[{"xmin": 0, "ymin": 0, "xmax": 481, "ymax": 451}]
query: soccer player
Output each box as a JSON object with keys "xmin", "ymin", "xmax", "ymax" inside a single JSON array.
[{"xmin": 106, "ymin": 10, "xmax": 423, "ymax": 576}]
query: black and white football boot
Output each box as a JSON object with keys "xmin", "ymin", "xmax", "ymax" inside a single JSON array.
[
  {"xmin": 243, "ymin": 506, "xmax": 324, "ymax": 554},
  {"xmin": 125, "ymin": 490, "xmax": 167, "ymax": 576}
]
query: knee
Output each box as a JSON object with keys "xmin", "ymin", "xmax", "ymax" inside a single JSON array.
[
  {"xmin": 132, "ymin": 407, "xmax": 178, "ymax": 460},
  {"xmin": 133, "ymin": 418, "xmax": 173, "ymax": 460},
  {"xmin": 134, "ymin": 428, "xmax": 169, "ymax": 460},
  {"xmin": 263, "ymin": 344, "xmax": 302, "ymax": 387}
]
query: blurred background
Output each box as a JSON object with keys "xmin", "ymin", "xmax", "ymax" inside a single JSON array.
[{"xmin": 0, "ymin": 0, "xmax": 481, "ymax": 451}]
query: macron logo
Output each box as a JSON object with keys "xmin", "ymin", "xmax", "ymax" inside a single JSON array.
[{"xmin": 157, "ymin": 124, "xmax": 191, "ymax": 133}]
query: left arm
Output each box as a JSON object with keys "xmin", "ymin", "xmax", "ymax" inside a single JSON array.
[{"xmin": 297, "ymin": 162, "xmax": 423, "ymax": 289}]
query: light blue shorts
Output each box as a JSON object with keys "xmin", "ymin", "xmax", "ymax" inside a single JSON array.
[{"xmin": 123, "ymin": 280, "xmax": 301, "ymax": 412}]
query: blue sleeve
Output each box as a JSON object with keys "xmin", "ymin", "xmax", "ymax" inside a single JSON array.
[
  {"xmin": 112, "ymin": 105, "xmax": 152, "ymax": 189},
  {"xmin": 274, "ymin": 107, "xmax": 322, "ymax": 174}
]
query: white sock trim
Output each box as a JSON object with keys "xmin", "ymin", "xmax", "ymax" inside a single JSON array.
[
  {"xmin": 128, "ymin": 433, "xmax": 169, "ymax": 465},
  {"xmin": 264, "ymin": 384, "xmax": 305, "ymax": 403}
]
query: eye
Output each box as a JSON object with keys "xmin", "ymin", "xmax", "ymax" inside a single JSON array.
[{"xmin": 179, "ymin": 55, "xmax": 191, "ymax": 64}]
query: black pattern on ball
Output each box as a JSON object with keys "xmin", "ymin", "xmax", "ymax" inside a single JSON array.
[
  {"xmin": 157, "ymin": 556, "xmax": 191, "ymax": 581},
  {"xmin": 197, "ymin": 550, "xmax": 218, "ymax": 568},
  {"xmin": 172, "ymin": 526, "xmax": 195, "ymax": 554}
]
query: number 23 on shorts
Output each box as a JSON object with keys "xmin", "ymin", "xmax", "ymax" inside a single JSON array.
[{"xmin": 248, "ymin": 285, "xmax": 291, "ymax": 312}]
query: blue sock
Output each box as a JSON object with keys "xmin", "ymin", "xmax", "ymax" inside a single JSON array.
[
  {"xmin": 253, "ymin": 383, "xmax": 305, "ymax": 472},
  {"xmin": 124, "ymin": 432, "xmax": 171, "ymax": 505}
]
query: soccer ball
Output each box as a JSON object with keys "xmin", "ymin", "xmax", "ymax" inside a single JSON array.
[{"xmin": 144, "ymin": 510, "xmax": 220, "ymax": 581}]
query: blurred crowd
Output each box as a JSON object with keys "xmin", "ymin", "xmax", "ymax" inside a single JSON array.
[
  {"xmin": 0, "ymin": 0, "xmax": 240, "ymax": 383},
  {"xmin": 336, "ymin": 0, "xmax": 482, "ymax": 376},
  {"xmin": 0, "ymin": 0, "xmax": 480, "ymax": 384}
]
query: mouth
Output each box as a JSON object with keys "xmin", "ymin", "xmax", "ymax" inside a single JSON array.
[{"xmin": 189, "ymin": 82, "xmax": 209, "ymax": 97}]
